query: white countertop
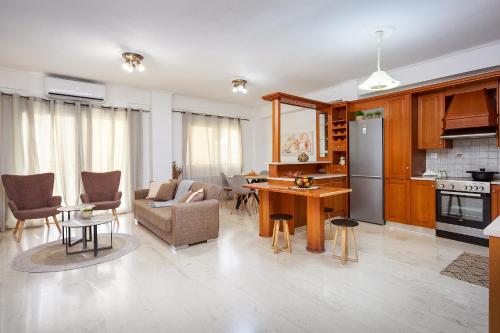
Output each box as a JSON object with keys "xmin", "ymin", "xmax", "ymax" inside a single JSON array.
[
  {"xmin": 485, "ymin": 216, "xmax": 500, "ymax": 237},
  {"xmin": 410, "ymin": 176, "xmax": 438, "ymax": 181},
  {"xmin": 268, "ymin": 174, "xmax": 347, "ymax": 181}
]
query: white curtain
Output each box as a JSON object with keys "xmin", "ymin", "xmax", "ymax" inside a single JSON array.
[
  {"xmin": 0, "ymin": 93, "xmax": 148, "ymax": 231},
  {"xmin": 182, "ymin": 113, "xmax": 242, "ymax": 184}
]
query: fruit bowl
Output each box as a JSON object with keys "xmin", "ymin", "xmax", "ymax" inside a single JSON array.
[{"xmin": 294, "ymin": 176, "xmax": 314, "ymax": 188}]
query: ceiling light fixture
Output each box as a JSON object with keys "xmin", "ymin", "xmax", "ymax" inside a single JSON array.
[
  {"xmin": 232, "ymin": 79, "xmax": 248, "ymax": 94},
  {"xmin": 121, "ymin": 52, "xmax": 146, "ymax": 73},
  {"xmin": 358, "ymin": 30, "xmax": 400, "ymax": 92}
]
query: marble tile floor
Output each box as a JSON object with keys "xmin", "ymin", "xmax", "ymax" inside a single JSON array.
[{"xmin": 0, "ymin": 208, "xmax": 489, "ymax": 333}]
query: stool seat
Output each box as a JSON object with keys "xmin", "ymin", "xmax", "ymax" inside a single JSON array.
[
  {"xmin": 270, "ymin": 214, "xmax": 293, "ymax": 221},
  {"xmin": 330, "ymin": 218, "xmax": 359, "ymax": 228},
  {"xmin": 324, "ymin": 207, "xmax": 334, "ymax": 213}
]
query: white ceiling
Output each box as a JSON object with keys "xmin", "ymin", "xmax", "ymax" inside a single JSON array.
[{"xmin": 1, "ymin": 0, "xmax": 500, "ymax": 106}]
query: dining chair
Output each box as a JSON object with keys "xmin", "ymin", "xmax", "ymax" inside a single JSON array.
[
  {"xmin": 220, "ymin": 172, "xmax": 233, "ymax": 207},
  {"xmin": 230, "ymin": 175, "xmax": 256, "ymax": 215}
]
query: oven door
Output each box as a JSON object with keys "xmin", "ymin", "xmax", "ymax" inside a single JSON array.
[{"xmin": 436, "ymin": 190, "xmax": 490, "ymax": 229}]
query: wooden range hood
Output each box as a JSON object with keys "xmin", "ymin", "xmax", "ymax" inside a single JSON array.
[{"xmin": 441, "ymin": 88, "xmax": 498, "ymax": 139}]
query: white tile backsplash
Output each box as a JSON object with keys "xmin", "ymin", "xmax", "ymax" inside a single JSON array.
[{"xmin": 426, "ymin": 138, "xmax": 500, "ymax": 177}]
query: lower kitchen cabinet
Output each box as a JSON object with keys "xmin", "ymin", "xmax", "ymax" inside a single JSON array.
[
  {"xmin": 492, "ymin": 185, "xmax": 500, "ymax": 221},
  {"xmin": 332, "ymin": 179, "xmax": 347, "ymax": 217},
  {"xmin": 410, "ymin": 180, "xmax": 436, "ymax": 228},
  {"xmin": 384, "ymin": 178, "xmax": 410, "ymax": 224}
]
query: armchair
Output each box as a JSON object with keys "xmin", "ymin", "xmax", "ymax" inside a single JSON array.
[
  {"xmin": 1, "ymin": 173, "xmax": 62, "ymax": 242},
  {"xmin": 80, "ymin": 171, "xmax": 122, "ymax": 223}
]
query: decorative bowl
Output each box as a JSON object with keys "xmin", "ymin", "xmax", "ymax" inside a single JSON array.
[
  {"xmin": 80, "ymin": 208, "xmax": 93, "ymax": 219},
  {"xmin": 294, "ymin": 176, "xmax": 314, "ymax": 188}
]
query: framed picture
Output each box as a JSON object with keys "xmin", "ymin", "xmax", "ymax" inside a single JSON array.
[{"xmin": 281, "ymin": 131, "xmax": 313, "ymax": 156}]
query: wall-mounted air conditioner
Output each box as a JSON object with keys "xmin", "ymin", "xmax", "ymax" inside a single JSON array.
[{"xmin": 45, "ymin": 77, "xmax": 106, "ymax": 102}]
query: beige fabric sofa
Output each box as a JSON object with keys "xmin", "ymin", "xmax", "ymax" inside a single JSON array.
[{"xmin": 133, "ymin": 182, "xmax": 223, "ymax": 250}]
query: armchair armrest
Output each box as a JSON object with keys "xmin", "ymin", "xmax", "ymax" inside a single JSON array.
[
  {"xmin": 8, "ymin": 200, "xmax": 18, "ymax": 213},
  {"xmin": 114, "ymin": 191, "xmax": 122, "ymax": 201},
  {"xmin": 134, "ymin": 189, "xmax": 149, "ymax": 200},
  {"xmin": 48, "ymin": 196, "xmax": 62, "ymax": 207},
  {"xmin": 171, "ymin": 199, "xmax": 220, "ymax": 247},
  {"xmin": 80, "ymin": 193, "xmax": 90, "ymax": 203}
]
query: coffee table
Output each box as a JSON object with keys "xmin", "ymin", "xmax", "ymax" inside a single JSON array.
[{"xmin": 61, "ymin": 214, "xmax": 114, "ymax": 257}]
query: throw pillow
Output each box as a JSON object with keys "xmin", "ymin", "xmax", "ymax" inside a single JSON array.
[
  {"xmin": 179, "ymin": 190, "xmax": 194, "ymax": 203},
  {"xmin": 154, "ymin": 182, "xmax": 177, "ymax": 201},
  {"xmin": 185, "ymin": 189, "xmax": 204, "ymax": 203},
  {"xmin": 146, "ymin": 181, "xmax": 165, "ymax": 199}
]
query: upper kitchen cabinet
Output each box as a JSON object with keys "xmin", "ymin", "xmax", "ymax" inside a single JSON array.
[
  {"xmin": 417, "ymin": 91, "xmax": 451, "ymax": 149},
  {"xmin": 384, "ymin": 95, "xmax": 412, "ymax": 179}
]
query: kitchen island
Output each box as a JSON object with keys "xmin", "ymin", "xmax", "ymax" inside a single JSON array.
[{"xmin": 244, "ymin": 182, "xmax": 351, "ymax": 253}]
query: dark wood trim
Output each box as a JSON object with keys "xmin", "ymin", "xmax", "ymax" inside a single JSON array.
[{"xmin": 262, "ymin": 92, "xmax": 330, "ymax": 109}]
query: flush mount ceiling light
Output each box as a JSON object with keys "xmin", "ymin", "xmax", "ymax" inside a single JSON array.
[
  {"xmin": 358, "ymin": 30, "xmax": 400, "ymax": 92},
  {"xmin": 232, "ymin": 79, "xmax": 248, "ymax": 94},
  {"xmin": 121, "ymin": 52, "xmax": 145, "ymax": 73}
]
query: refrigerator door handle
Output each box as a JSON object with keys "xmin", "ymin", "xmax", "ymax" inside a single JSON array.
[{"xmin": 350, "ymin": 175, "xmax": 383, "ymax": 179}]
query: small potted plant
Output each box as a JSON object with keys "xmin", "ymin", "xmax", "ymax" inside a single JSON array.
[
  {"xmin": 374, "ymin": 111, "xmax": 382, "ymax": 118},
  {"xmin": 355, "ymin": 111, "xmax": 364, "ymax": 120},
  {"xmin": 366, "ymin": 112, "xmax": 374, "ymax": 119}
]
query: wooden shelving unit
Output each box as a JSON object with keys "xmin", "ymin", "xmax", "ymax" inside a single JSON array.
[{"xmin": 330, "ymin": 103, "xmax": 349, "ymax": 174}]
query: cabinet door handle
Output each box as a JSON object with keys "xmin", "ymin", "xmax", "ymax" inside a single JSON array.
[{"xmin": 405, "ymin": 166, "xmax": 409, "ymax": 170}]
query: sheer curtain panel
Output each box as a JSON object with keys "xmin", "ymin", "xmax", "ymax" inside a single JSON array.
[
  {"xmin": 0, "ymin": 93, "xmax": 147, "ymax": 230},
  {"xmin": 182, "ymin": 113, "xmax": 242, "ymax": 184}
]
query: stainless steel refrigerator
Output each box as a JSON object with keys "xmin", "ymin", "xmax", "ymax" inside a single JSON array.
[{"xmin": 349, "ymin": 118, "xmax": 384, "ymax": 224}]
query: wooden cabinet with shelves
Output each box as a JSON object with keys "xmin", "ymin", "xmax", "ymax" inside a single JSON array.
[
  {"xmin": 410, "ymin": 180, "xmax": 436, "ymax": 228},
  {"xmin": 384, "ymin": 95, "xmax": 412, "ymax": 180},
  {"xmin": 384, "ymin": 179, "xmax": 411, "ymax": 224},
  {"xmin": 492, "ymin": 184, "xmax": 500, "ymax": 221},
  {"xmin": 417, "ymin": 91, "xmax": 451, "ymax": 149}
]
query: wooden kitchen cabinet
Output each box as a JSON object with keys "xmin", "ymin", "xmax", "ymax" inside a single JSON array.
[
  {"xmin": 492, "ymin": 185, "xmax": 500, "ymax": 221},
  {"xmin": 417, "ymin": 91, "xmax": 450, "ymax": 149},
  {"xmin": 384, "ymin": 95, "xmax": 411, "ymax": 179},
  {"xmin": 410, "ymin": 180, "xmax": 436, "ymax": 228},
  {"xmin": 384, "ymin": 179, "xmax": 411, "ymax": 224}
]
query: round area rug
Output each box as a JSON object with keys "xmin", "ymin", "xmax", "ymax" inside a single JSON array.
[{"xmin": 12, "ymin": 233, "xmax": 140, "ymax": 273}]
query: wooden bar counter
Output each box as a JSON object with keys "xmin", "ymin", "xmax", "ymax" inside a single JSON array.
[
  {"xmin": 244, "ymin": 182, "xmax": 351, "ymax": 253},
  {"xmin": 484, "ymin": 218, "xmax": 500, "ymax": 333}
]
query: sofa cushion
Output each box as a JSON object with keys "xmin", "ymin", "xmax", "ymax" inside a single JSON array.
[
  {"xmin": 190, "ymin": 182, "xmax": 223, "ymax": 200},
  {"xmin": 146, "ymin": 181, "xmax": 165, "ymax": 199},
  {"xmin": 154, "ymin": 182, "xmax": 177, "ymax": 201},
  {"xmin": 133, "ymin": 199, "xmax": 172, "ymax": 233},
  {"xmin": 15, "ymin": 207, "xmax": 59, "ymax": 220},
  {"xmin": 185, "ymin": 189, "xmax": 204, "ymax": 203}
]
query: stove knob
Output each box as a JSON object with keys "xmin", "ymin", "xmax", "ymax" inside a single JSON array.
[
  {"xmin": 480, "ymin": 186, "xmax": 485, "ymax": 191},
  {"xmin": 468, "ymin": 186, "xmax": 473, "ymax": 190},
  {"xmin": 473, "ymin": 186, "xmax": 479, "ymax": 191},
  {"xmin": 449, "ymin": 185, "xmax": 455, "ymax": 189},
  {"xmin": 439, "ymin": 184, "xmax": 445, "ymax": 188},
  {"xmin": 463, "ymin": 185, "xmax": 468, "ymax": 190}
]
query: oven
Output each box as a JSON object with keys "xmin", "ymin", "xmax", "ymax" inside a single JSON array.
[{"xmin": 435, "ymin": 180, "xmax": 491, "ymax": 246}]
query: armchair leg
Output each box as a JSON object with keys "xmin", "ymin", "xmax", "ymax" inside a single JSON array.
[
  {"xmin": 15, "ymin": 220, "xmax": 25, "ymax": 242},
  {"xmin": 13, "ymin": 220, "xmax": 21, "ymax": 236},
  {"xmin": 112, "ymin": 209, "xmax": 119, "ymax": 224},
  {"xmin": 52, "ymin": 215, "xmax": 61, "ymax": 233},
  {"xmin": 44, "ymin": 217, "xmax": 50, "ymax": 229}
]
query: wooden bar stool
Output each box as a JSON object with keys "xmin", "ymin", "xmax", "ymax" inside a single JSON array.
[
  {"xmin": 330, "ymin": 218, "xmax": 359, "ymax": 264},
  {"xmin": 270, "ymin": 214, "xmax": 292, "ymax": 254}
]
